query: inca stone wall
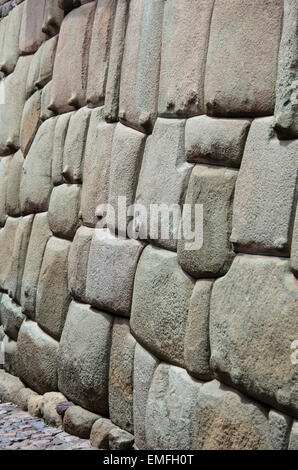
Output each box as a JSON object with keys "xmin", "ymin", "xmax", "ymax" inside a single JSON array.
[{"xmin": 0, "ymin": 0, "xmax": 297, "ymax": 451}]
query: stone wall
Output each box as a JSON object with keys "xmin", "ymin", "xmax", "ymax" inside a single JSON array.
[{"xmin": 0, "ymin": 0, "xmax": 297, "ymax": 451}]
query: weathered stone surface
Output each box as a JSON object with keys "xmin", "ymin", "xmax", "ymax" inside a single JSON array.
[
  {"xmin": 119, "ymin": 0, "xmax": 165, "ymax": 133},
  {"xmin": 0, "ymin": 369, "xmax": 23, "ymax": 403},
  {"xmin": 184, "ymin": 280, "xmax": 213, "ymax": 381},
  {"xmin": 196, "ymin": 380, "xmax": 272, "ymax": 450},
  {"xmin": 90, "ymin": 418, "xmax": 116, "ymax": 450},
  {"xmin": 86, "ymin": 0, "xmax": 116, "ymax": 107},
  {"xmin": 146, "ymin": 364, "xmax": 201, "ymax": 450},
  {"xmin": 63, "ymin": 106, "xmax": 91, "ymax": 183},
  {"xmin": 19, "ymin": 0, "xmax": 47, "ymax": 54},
  {"xmin": 0, "ymin": 156, "xmax": 9, "ymax": 225},
  {"xmin": 204, "ymin": 0, "xmax": 283, "ymax": 117},
  {"xmin": 68, "ymin": 225, "xmax": 94, "ymax": 303},
  {"xmin": 51, "ymin": 112, "xmax": 72, "ymax": 186},
  {"xmin": 289, "ymin": 420, "xmax": 298, "ymax": 450},
  {"xmin": 0, "ymin": 294, "xmax": 24, "ymax": 341},
  {"xmin": 20, "ymin": 90, "xmax": 41, "ymax": 156},
  {"xmin": 0, "ymin": 2, "xmax": 23, "ymax": 75},
  {"xmin": 230, "ymin": 117, "xmax": 297, "ymax": 256},
  {"xmin": 58, "ymin": 301, "xmax": 113, "ymax": 414},
  {"xmin": 16, "ymin": 387, "xmax": 38, "ymax": 411},
  {"xmin": 86, "ymin": 228, "xmax": 144, "ymax": 317},
  {"xmin": 178, "ymin": 165, "xmax": 237, "ymax": 278},
  {"xmin": 210, "ymin": 255, "xmax": 298, "ymax": 417},
  {"xmin": 109, "ymin": 428, "xmax": 134, "ymax": 451},
  {"xmin": 104, "ymin": 0, "xmax": 129, "ymax": 122},
  {"xmin": 25, "ymin": 46, "xmax": 42, "ymax": 97},
  {"xmin": 107, "ymin": 123, "xmax": 146, "ymax": 233},
  {"xmin": 185, "ymin": 115, "xmax": 251, "ymax": 168},
  {"xmin": 21, "ymin": 212, "xmax": 51, "ymax": 319},
  {"xmin": 5, "ymin": 150, "xmax": 24, "ymax": 217},
  {"xmin": 109, "ymin": 318, "xmax": 135, "ymax": 433},
  {"xmin": 291, "ymin": 205, "xmax": 298, "ymax": 277},
  {"xmin": 20, "ymin": 117, "xmax": 56, "ymax": 215},
  {"xmin": 80, "ymin": 108, "xmax": 116, "ymax": 227},
  {"xmin": 42, "ymin": 0, "xmax": 64, "ymax": 37},
  {"xmin": 0, "ymin": 217, "xmax": 19, "ymax": 290},
  {"xmin": 135, "ymin": 118, "xmax": 193, "ymax": 250},
  {"xmin": 63, "ymin": 405, "xmax": 99, "ymax": 439},
  {"xmin": 41, "ymin": 391, "xmax": 66, "ymax": 427},
  {"xmin": 131, "ymin": 245, "xmax": 194, "ymax": 367},
  {"xmin": 48, "ymin": 184, "xmax": 81, "ymax": 240},
  {"xmin": 28, "ymin": 394, "xmax": 43, "ymax": 418},
  {"xmin": 58, "ymin": 0, "xmax": 80, "ymax": 13},
  {"xmin": 3, "ymin": 334, "xmax": 18, "ymax": 375},
  {"xmin": 40, "ymin": 80, "xmax": 55, "ymax": 121},
  {"xmin": 158, "ymin": 0, "xmax": 213, "ymax": 118},
  {"xmin": 56, "ymin": 401, "xmax": 74, "ymax": 416},
  {"xmin": 36, "ymin": 236, "xmax": 71, "ymax": 340},
  {"xmin": 274, "ymin": 0, "xmax": 298, "ymax": 139},
  {"xmin": 17, "ymin": 320, "xmax": 59, "ymax": 394},
  {"xmin": 50, "ymin": 2, "xmax": 96, "ymax": 113},
  {"xmin": 36, "ymin": 35, "xmax": 57, "ymax": 88},
  {"xmin": 269, "ymin": 410, "xmax": 292, "ymax": 450},
  {"xmin": 133, "ymin": 343, "xmax": 159, "ymax": 450}
]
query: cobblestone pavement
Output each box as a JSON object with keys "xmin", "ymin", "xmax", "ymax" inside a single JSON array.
[{"xmin": 0, "ymin": 403, "xmax": 95, "ymax": 450}]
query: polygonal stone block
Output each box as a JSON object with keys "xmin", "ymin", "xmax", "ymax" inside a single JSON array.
[
  {"xmin": 48, "ymin": 184, "xmax": 81, "ymax": 240},
  {"xmin": 42, "ymin": 0, "xmax": 64, "ymax": 37},
  {"xmin": 51, "ymin": 111, "xmax": 72, "ymax": 185},
  {"xmin": 19, "ymin": 0, "xmax": 47, "ymax": 54},
  {"xmin": 0, "ymin": 2, "xmax": 23, "ymax": 75},
  {"xmin": 0, "ymin": 294, "xmax": 24, "ymax": 341},
  {"xmin": 20, "ymin": 90, "xmax": 41, "ymax": 156},
  {"xmin": 5, "ymin": 150, "xmax": 24, "ymax": 218},
  {"xmin": 68, "ymin": 225, "xmax": 94, "ymax": 303}
]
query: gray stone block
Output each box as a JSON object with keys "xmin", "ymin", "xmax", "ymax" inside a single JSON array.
[
  {"xmin": 5, "ymin": 150, "xmax": 24, "ymax": 217},
  {"xmin": 68, "ymin": 225, "xmax": 94, "ymax": 303},
  {"xmin": 48, "ymin": 184, "xmax": 81, "ymax": 240},
  {"xmin": 269, "ymin": 409, "xmax": 292, "ymax": 450},
  {"xmin": 0, "ymin": 294, "xmax": 24, "ymax": 341},
  {"xmin": 63, "ymin": 405, "xmax": 100, "ymax": 439}
]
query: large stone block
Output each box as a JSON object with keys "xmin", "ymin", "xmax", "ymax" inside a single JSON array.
[
  {"xmin": 0, "ymin": 156, "xmax": 9, "ymax": 225},
  {"xmin": 17, "ymin": 320, "xmax": 59, "ymax": 394},
  {"xmin": 0, "ymin": 294, "xmax": 24, "ymax": 341},
  {"xmin": 204, "ymin": 0, "xmax": 283, "ymax": 117},
  {"xmin": 50, "ymin": 2, "xmax": 96, "ymax": 113},
  {"xmin": 80, "ymin": 108, "xmax": 116, "ymax": 227},
  {"xmin": 20, "ymin": 117, "xmax": 57, "ymax": 215},
  {"xmin": 5, "ymin": 150, "xmax": 24, "ymax": 217},
  {"xmin": 185, "ymin": 115, "xmax": 251, "ymax": 168},
  {"xmin": 0, "ymin": 217, "xmax": 19, "ymax": 290},
  {"xmin": 68, "ymin": 225, "xmax": 94, "ymax": 303},
  {"xmin": 291, "ymin": 205, "xmax": 298, "ymax": 276},
  {"xmin": 119, "ymin": 0, "xmax": 165, "ymax": 133},
  {"xmin": 86, "ymin": 228, "xmax": 144, "ymax": 317},
  {"xmin": 177, "ymin": 165, "xmax": 237, "ymax": 278},
  {"xmin": 48, "ymin": 184, "xmax": 81, "ymax": 240},
  {"xmin": 36, "ymin": 35, "xmax": 58, "ymax": 88},
  {"xmin": 20, "ymin": 90, "xmax": 41, "ymax": 156},
  {"xmin": 51, "ymin": 112, "xmax": 72, "ymax": 186},
  {"xmin": 210, "ymin": 255, "xmax": 298, "ymax": 417},
  {"xmin": 58, "ymin": 301, "xmax": 113, "ymax": 414},
  {"xmin": 274, "ymin": 0, "xmax": 298, "ymax": 139},
  {"xmin": 40, "ymin": 81, "xmax": 55, "ymax": 121},
  {"xmin": 25, "ymin": 46, "xmax": 42, "ymax": 98},
  {"xmin": 146, "ymin": 364, "xmax": 201, "ymax": 450},
  {"xmin": 36, "ymin": 236, "xmax": 71, "ymax": 340},
  {"xmin": 133, "ymin": 343, "xmax": 159, "ymax": 450},
  {"xmin": 109, "ymin": 318, "xmax": 136, "ymax": 433},
  {"xmin": 0, "ymin": 2, "xmax": 23, "ymax": 75},
  {"xmin": 131, "ymin": 245, "xmax": 194, "ymax": 367},
  {"xmin": 63, "ymin": 405, "xmax": 100, "ymax": 439},
  {"xmin": 135, "ymin": 118, "xmax": 193, "ymax": 251},
  {"xmin": 158, "ymin": 0, "xmax": 214, "ymax": 118},
  {"xmin": 21, "ymin": 212, "xmax": 51, "ymax": 319},
  {"xmin": 196, "ymin": 380, "xmax": 272, "ymax": 450},
  {"xmin": 0, "ymin": 369, "xmax": 23, "ymax": 403},
  {"xmin": 42, "ymin": 0, "xmax": 64, "ymax": 37},
  {"xmin": 230, "ymin": 117, "xmax": 297, "ymax": 256},
  {"xmin": 86, "ymin": 0, "xmax": 117, "ymax": 107},
  {"xmin": 19, "ymin": 0, "xmax": 47, "ymax": 54}
]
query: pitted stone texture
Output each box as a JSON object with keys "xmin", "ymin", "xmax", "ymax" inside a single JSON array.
[
  {"xmin": 230, "ymin": 117, "xmax": 297, "ymax": 256},
  {"xmin": 158, "ymin": 0, "xmax": 214, "ymax": 118},
  {"xmin": 146, "ymin": 364, "xmax": 201, "ymax": 450},
  {"xmin": 104, "ymin": 0, "xmax": 129, "ymax": 122},
  {"xmin": 52, "ymin": 112, "xmax": 72, "ymax": 186},
  {"xmin": 135, "ymin": 118, "xmax": 193, "ymax": 251},
  {"xmin": 6, "ymin": 150, "xmax": 24, "ymax": 218},
  {"xmin": 16, "ymin": 387, "xmax": 38, "ymax": 411},
  {"xmin": 291, "ymin": 205, "xmax": 298, "ymax": 276},
  {"xmin": 86, "ymin": 228, "xmax": 144, "ymax": 317},
  {"xmin": 0, "ymin": 294, "xmax": 24, "ymax": 341},
  {"xmin": 48, "ymin": 184, "xmax": 81, "ymax": 240},
  {"xmin": 17, "ymin": 320, "xmax": 59, "ymax": 394},
  {"xmin": 40, "ymin": 81, "xmax": 55, "ymax": 121},
  {"xmin": 109, "ymin": 428, "xmax": 134, "ymax": 451},
  {"xmin": 185, "ymin": 116, "xmax": 251, "ymax": 168},
  {"xmin": 63, "ymin": 107, "xmax": 91, "ymax": 184},
  {"xmin": 289, "ymin": 421, "xmax": 298, "ymax": 450},
  {"xmin": 204, "ymin": 0, "xmax": 283, "ymax": 117},
  {"xmin": 63, "ymin": 405, "xmax": 100, "ymax": 439},
  {"xmin": 20, "ymin": 117, "xmax": 56, "ymax": 215},
  {"xmin": 36, "ymin": 236, "xmax": 71, "ymax": 340},
  {"xmin": 178, "ymin": 165, "xmax": 237, "ymax": 278},
  {"xmin": 41, "ymin": 391, "xmax": 66, "ymax": 427},
  {"xmin": 119, "ymin": 0, "xmax": 165, "ymax": 133},
  {"xmin": 184, "ymin": 280, "xmax": 213, "ymax": 381},
  {"xmin": 210, "ymin": 255, "xmax": 298, "ymax": 417},
  {"xmin": 0, "ymin": 217, "xmax": 19, "ymax": 290},
  {"xmin": 3, "ymin": 334, "xmax": 18, "ymax": 376},
  {"xmin": 80, "ymin": 108, "xmax": 116, "ymax": 227},
  {"xmin": 0, "ymin": 2, "xmax": 23, "ymax": 75},
  {"xmin": 68, "ymin": 225, "xmax": 93, "ymax": 304},
  {"xmin": 0, "ymin": 370, "xmax": 23, "ymax": 403},
  {"xmin": 0, "ymin": 156, "xmax": 9, "ymax": 225},
  {"xmin": 109, "ymin": 318, "xmax": 136, "ymax": 433},
  {"xmin": 36, "ymin": 35, "xmax": 57, "ymax": 88},
  {"xmin": 196, "ymin": 380, "xmax": 272, "ymax": 450},
  {"xmin": 269, "ymin": 410, "xmax": 292, "ymax": 450},
  {"xmin": 21, "ymin": 212, "xmax": 51, "ymax": 319},
  {"xmin": 90, "ymin": 418, "xmax": 116, "ymax": 450},
  {"xmin": 274, "ymin": 0, "xmax": 298, "ymax": 139},
  {"xmin": 58, "ymin": 301, "xmax": 113, "ymax": 414},
  {"xmin": 20, "ymin": 90, "xmax": 41, "ymax": 156},
  {"xmin": 42, "ymin": 0, "xmax": 64, "ymax": 37},
  {"xmin": 28, "ymin": 394, "xmax": 42, "ymax": 418},
  {"xmin": 19, "ymin": 0, "xmax": 47, "ymax": 54},
  {"xmin": 86, "ymin": 0, "xmax": 116, "ymax": 107},
  {"xmin": 50, "ymin": 2, "xmax": 96, "ymax": 113},
  {"xmin": 133, "ymin": 343, "xmax": 159, "ymax": 450},
  {"xmin": 108, "ymin": 123, "xmax": 146, "ymax": 233},
  {"xmin": 0, "ymin": 55, "xmax": 32, "ymax": 155},
  {"xmin": 131, "ymin": 245, "xmax": 194, "ymax": 367}
]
